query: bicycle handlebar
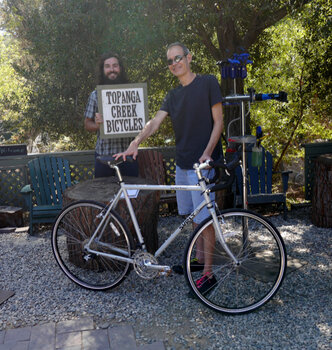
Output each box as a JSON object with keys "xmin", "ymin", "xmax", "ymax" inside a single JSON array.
[
  {"xmin": 209, "ymin": 152, "xmax": 240, "ymax": 172},
  {"xmin": 207, "ymin": 153, "xmax": 241, "ymax": 193}
]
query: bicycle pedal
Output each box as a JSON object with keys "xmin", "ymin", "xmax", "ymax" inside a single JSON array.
[
  {"xmin": 159, "ymin": 266, "xmax": 172, "ymax": 277},
  {"xmin": 83, "ymin": 254, "xmax": 92, "ymax": 261}
]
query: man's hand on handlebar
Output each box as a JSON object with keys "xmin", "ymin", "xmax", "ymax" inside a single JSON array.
[{"xmin": 199, "ymin": 152, "xmax": 213, "ymax": 165}]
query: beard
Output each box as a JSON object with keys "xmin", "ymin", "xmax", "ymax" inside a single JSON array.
[{"xmin": 101, "ymin": 72, "xmax": 125, "ymax": 85}]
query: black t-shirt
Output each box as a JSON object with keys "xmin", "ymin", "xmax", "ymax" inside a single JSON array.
[{"xmin": 160, "ymin": 74, "xmax": 223, "ymax": 169}]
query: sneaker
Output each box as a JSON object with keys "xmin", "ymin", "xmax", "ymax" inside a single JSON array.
[
  {"xmin": 172, "ymin": 258, "xmax": 204, "ymax": 275},
  {"xmin": 192, "ymin": 273, "xmax": 217, "ymax": 296}
]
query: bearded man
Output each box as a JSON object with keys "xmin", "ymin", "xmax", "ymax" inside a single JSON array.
[{"xmin": 84, "ymin": 52, "xmax": 138, "ymax": 177}]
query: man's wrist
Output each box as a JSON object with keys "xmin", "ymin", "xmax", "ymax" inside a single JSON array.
[
  {"xmin": 132, "ymin": 138, "xmax": 140, "ymax": 147},
  {"xmin": 202, "ymin": 151, "xmax": 212, "ymax": 159},
  {"xmin": 92, "ymin": 122, "xmax": 100, "ymax": 131}
]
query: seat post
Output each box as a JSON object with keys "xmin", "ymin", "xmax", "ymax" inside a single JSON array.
[{"xmin": 111, "ymin": 163, "xmax": 123, "ymax": 182}]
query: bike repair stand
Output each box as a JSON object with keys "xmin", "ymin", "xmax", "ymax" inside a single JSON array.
[
  {"xmin": 221, "ymin": 89, "xmax": 257, "ymax": 248},
  {"xmin": 217, "ymin": 53, "xmax": 254, "ymax": 210},
  {"xmin": 221, "ymin": 86, "xmax": 287, "ymax": 247},
  {"xmin": 217, "ymin": 54, "xmax": 288, "ymax": 210},
  {"xmin": 222, "ymin": 91, "xmax": 256, "ymax": 211}
]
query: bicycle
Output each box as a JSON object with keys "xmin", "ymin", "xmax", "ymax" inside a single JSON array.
[{"xmin": 51, "ymin": 152, "xmax": 287, "ymax": 315}]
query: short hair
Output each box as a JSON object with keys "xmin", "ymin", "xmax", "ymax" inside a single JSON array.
[
  {"xmin": 166, "ymin": 42, "xmax": 190, "ymax": 56},
  {"xmin": 97, "ymin": 51, "xmax": 128, "ymax": 85}
]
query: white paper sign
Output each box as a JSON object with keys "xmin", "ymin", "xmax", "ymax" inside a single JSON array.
[{"xmin": 97, "ymin": 83, "xmax": 148, "ymax": 139}]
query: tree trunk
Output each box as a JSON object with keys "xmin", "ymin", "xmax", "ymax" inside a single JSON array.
[
  {"xmin": 0, "ymin": 206, "xmax": 23, "ymax": 228},
  {"xmin": 311, "ymin": 154, "xmax": 332, "ymax": 228},
  {"xmin": 63, "ymin": 176, "xmax": 160, "ymax": 253}
]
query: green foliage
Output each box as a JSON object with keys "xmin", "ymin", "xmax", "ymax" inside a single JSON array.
[
  {"xmin": 246, "ymin": 2, "xmax": 331, "ymax": 168},
  {"xmin": 1, "ymin": 0, "xmax": 112, "ymax": 149},
  {"xmin": 0, "ymin": 34, "xmax": 30, "ymax": 143},
  {"xmin": 0, "ymin": 0, "xmax": 328, "ymax": 161},
  {"xmin": 295, "ymin": 0, "xmax": 331, "ymax": 114}
]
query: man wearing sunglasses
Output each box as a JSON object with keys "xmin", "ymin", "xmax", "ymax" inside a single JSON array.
[
  {"xmin": 115, "ymin": 42, "xmax": 223, "ymax": 295},
  {"xmin": 84, "ymin": 51, "xmax": 139, "ymax": 178}
]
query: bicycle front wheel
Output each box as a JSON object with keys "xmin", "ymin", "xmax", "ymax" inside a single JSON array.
[
  {"xmin": 184, "ymin": 209, "xmax": 287, "ymax": 314},
  {"xmin": 52, "ymin": 200, "xmax": 134, "ymax": 291}
]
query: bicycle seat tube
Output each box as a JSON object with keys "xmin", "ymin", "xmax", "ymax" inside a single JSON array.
[{"xmin": 111, "ymin": 163, "xmax": 146, "ymax": 250}]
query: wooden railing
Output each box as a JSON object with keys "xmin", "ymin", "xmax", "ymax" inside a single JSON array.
[{"xmin": 0, "ymin": 147, "xmax": 176, "ymax": 209}]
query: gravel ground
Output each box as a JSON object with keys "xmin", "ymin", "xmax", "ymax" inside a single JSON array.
[{"xmin": 0, "ymin": 206, "xmax": 331, "ymax": 350}]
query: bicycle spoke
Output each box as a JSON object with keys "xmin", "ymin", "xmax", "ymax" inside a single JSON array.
[
  {"xmin": 184, "ymin": 209, "xmax": 286, "ymax": 314},
  {"xmin": 52, "ymin": 201, "xmax": 133, "ymax": 291}
]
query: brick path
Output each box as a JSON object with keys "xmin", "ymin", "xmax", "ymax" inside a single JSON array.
[{"xmin": 0, "ymin": 318, "xmax": 165, "ymax": 350}]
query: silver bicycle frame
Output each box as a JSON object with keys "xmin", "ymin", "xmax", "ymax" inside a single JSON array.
[{"xmin": 85, "ymin": 162, "xmax": 238, "ymax": 265}]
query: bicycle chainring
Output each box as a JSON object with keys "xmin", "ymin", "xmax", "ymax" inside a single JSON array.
[{"xmin": 133, "ymin": 251, "xmax": 159, "ymax": 279}]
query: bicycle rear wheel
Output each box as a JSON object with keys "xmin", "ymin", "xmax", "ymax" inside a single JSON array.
[
  {"xmin": 52, "ymin": 200, "xmax": 134, "ymax": 290},
  {"xmin": 184, "ymin": 209, "xmax": 287, "ymax": 314}
]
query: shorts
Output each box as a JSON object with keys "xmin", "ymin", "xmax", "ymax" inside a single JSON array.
[{"xmin": 175, "ymin": 165, "xmax": 215, "ymax": 224}]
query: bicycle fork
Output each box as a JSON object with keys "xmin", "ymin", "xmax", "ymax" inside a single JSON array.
[{"xmin": 210, "ymin": 208, "xmax": 240, "ymax": 265}]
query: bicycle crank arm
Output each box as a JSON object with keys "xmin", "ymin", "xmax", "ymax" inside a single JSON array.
[{"xmin": 143, "ymin": 261, "xmax": 172, "ymax": 275}]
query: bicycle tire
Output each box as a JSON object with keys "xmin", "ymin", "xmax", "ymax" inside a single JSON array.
[
  {"xmin": 184, "ymin": 209, "xmax": 287, "ymax": 314},
  {"xmin": 52, "ymin": 200, "xmax": 134, "ymax": 291}
]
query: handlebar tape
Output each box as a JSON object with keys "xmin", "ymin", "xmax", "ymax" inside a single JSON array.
[
  {"xmin": 209, "ymin": 152, "xmax": 240, "ymax": 172},
  {"xmin": 209, "ymin": 170, "xmax": 235, "ymax": 193},
  {"xmin": 208, "ymin": 153, "xmax": 241, "ymax": 192}
]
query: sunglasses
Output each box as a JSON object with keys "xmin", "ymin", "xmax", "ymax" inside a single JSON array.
[{"xmin": 167, "ymin": 54, "xmax": 187, "ymax": 66}]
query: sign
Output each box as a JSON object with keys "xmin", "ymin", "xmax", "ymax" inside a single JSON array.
[
  {"xmin": 97, "ymin": 83, "xmax": 148, "ymax": 139},
  {"xmin": 0, "ymin": 144, "xmax": 27, "ymax": 156}
]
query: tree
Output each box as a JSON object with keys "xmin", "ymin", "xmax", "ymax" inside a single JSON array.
[
  {"xmin": 0, "ymin": 34, "xmax": 30, "ymax": 144},
  {"xmin": 0, "ymin": 0, "xmax": 322, "ymax": 157},
  {"xmin": 99, "ymin": 0, "xmax": 313, "ymax": 146},
  {"xmin": 246, "ymin": 1, "xmax": 331, "ymax": 169},
  {"xmin": 158, "ymin": 1, "xmax": 312, "ymax": 137},
  {"xmin": 1, "ymin": 0, "xmax": 113, "ymax": 149}
]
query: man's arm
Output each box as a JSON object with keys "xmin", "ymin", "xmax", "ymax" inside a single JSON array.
[
  {"xmin": 84, "ymin": 113, "xmax": 103, "ymax": 132},
  {"xmin": 114, "ymin": 109, "xmax": 168, "ymax": 160},
  {"xmin": 199, "ymin": 102, "xmax": 224, "ymax": 163}
]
